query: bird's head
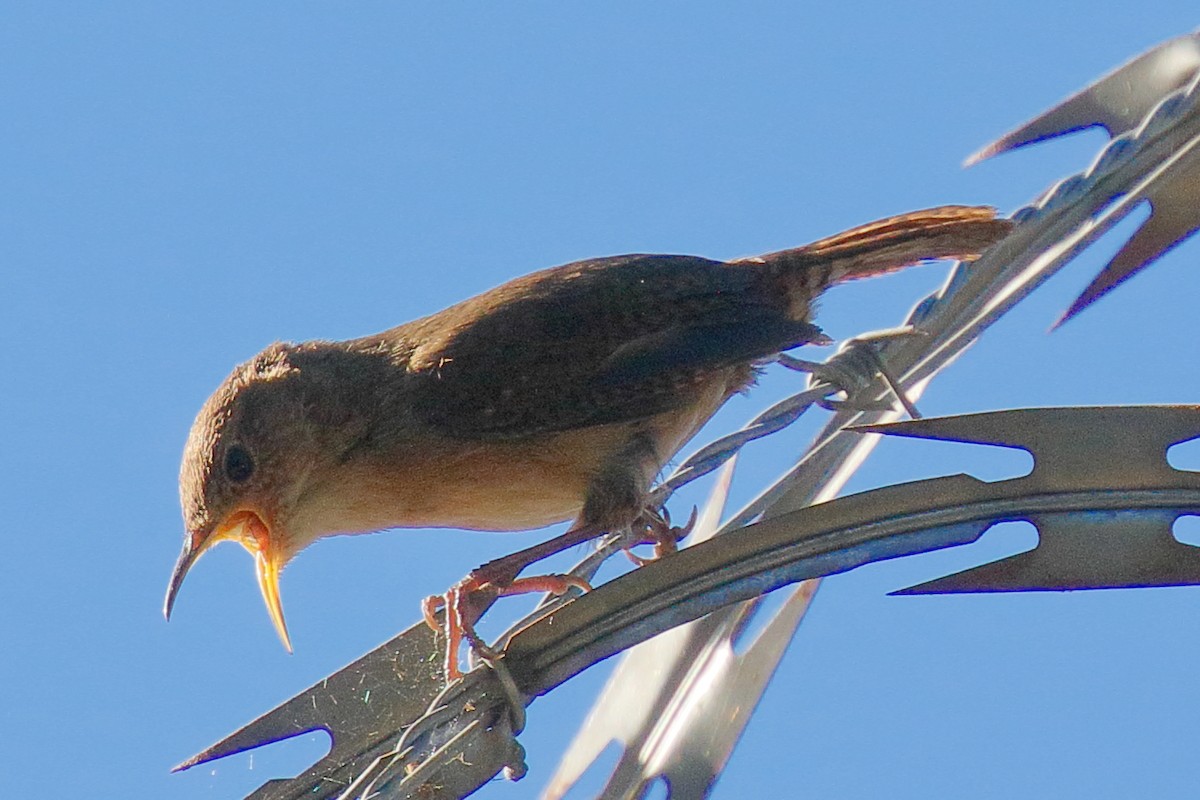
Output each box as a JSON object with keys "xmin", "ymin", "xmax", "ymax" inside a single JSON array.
[{"xmin": 164, "ymin": 341, "xmax": 369, "ymax": 651}]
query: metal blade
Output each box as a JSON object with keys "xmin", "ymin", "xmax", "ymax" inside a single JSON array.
[
  {"xmin": 857, "ymin": 407, "xmax": 1200, "ymax": 595},
  {"xmin": 966, "ymin": 31, "xmax": 1200, "ymax": 163},
  {"xmin": 1058, "ymin": 138, "xmax": 1200, "ymax": 324},
  {"xmin": 174, "ymin": 622, "xmax": 446, "ymax": 799},
  {"xmin": 893, "ymin": 510, "xmax": 1200, "ymax": 594}
]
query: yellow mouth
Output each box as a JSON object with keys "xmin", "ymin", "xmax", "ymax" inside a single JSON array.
[
  {"xmin": 164, "ymin": 509, "xmax": 293, "ymax": 654},
  {"xmin": 233, "ymin": 511, "xmax": 293, "ymax": 654}
]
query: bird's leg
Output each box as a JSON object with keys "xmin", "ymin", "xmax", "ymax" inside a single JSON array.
[
  {"xmin": 427, "ymin": 437, "xmax": 679, "ymax": 679},
  {"xmin": 424, "ymin": 523, "xmax": 604, "ymax": 680},
  {"xmin": 424, "ymin": 503, "xmax": 695, "ymax": 678}
]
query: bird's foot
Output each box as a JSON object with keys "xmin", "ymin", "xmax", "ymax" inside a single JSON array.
[
  {"xmin": 423, "ymin": 570, "xmax": 592, "ymax": 681},
  {"xmin": 623, "ymin": 505, "xmax": 698, "ymax": 566}
]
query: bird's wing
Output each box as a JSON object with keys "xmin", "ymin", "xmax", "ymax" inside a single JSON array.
[{"xmin": 395, "ymin": 255, "xmax": 817, "ymax": 440}]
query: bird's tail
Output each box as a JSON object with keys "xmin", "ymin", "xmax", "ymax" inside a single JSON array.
[{"xmin": 749, "ymin": 205, "xmax": 1013, "ymax": 307}]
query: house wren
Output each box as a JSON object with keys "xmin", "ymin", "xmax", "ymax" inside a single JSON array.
[{"xmin": 164, "ymin": 205, "xmax": 1012, "ymax": 654}]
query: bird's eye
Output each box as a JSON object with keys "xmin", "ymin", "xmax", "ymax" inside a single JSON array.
[{"xmin": 224, "ymin": 444, "xmax": 255, "ymax": 483}]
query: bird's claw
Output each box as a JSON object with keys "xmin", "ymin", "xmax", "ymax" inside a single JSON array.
[
  {"xmin": 624, "ymin": 505, "xmax": 698, "ymax": 565},
  {"xmin": 422, "ymin": 577, "xmax": 493, "ymax": 682},
  {"xmin": 423, "ymin": 571, "xmax": 592, "ymax": 681}
]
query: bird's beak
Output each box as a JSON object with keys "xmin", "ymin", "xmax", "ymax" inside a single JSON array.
[{"xmin": 163, "ymin": 509, "xmax": 293, "ymax": 654}]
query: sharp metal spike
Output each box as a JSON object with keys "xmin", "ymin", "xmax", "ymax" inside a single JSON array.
[
  {"xmin": 854, "ymin": 406, "xmax": 1200, "ymax": 488},
  {"xmin": 893, "ymin": 510, "xmax": 1200, "ymax": 594},
  {"xmin": 173, "ymin": 622, "xmax": 446, "ymax": 798},
  {"xmin": 648, "ymin": 580, "xmax": 819, "ymax": 798},
  {"xmin": 1056, "ymin": 141, "xmax": 1200, "ymax": 325},
  {"xmin": 966, "ymin": 31, "xmax": 1200, "ymax": 164}
]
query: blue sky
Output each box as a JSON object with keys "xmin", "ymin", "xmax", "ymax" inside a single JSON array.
[{"xmin": 3, "ymin": 4, "xmax": 1199, "ymax": 798}]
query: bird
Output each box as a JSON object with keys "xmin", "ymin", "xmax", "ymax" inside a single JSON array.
[{"xmin": 164, "ymin": 204, "xmax": 1012, "ymax": 669}]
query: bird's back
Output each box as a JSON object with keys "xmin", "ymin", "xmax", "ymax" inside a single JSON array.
[{"xmin": 366, "ymin": 253, "xmax": 814, "ymax": 440}]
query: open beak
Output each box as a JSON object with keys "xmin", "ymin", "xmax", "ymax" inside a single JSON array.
[{"xmin": 163, "ymin": 510, "xmax": 293, "ymax": 653}]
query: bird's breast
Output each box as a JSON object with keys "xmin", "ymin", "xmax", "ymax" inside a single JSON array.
[
  {"xmin": 402, "ymin": 427, "xmax": 625, "ymax": 531},
  {"xmin": 289, "ymin": 366, "xmax": 751, "ymax": 542}
]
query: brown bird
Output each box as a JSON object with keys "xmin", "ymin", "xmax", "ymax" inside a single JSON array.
[{"xmin": 164, "ymin": 205, "xmax": 1011, "ymax": 662}]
